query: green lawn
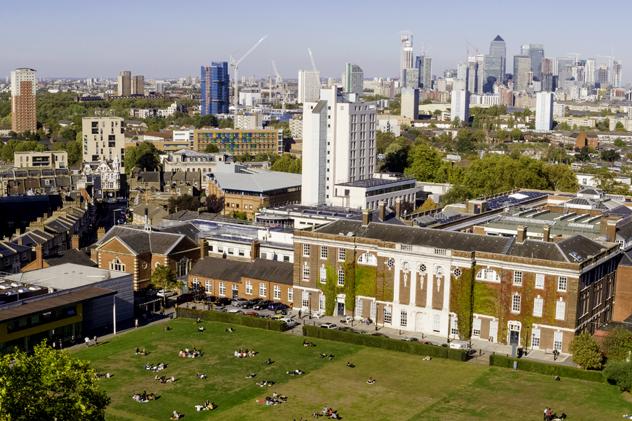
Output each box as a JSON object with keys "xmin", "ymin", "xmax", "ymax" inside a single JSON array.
[{"xmin": 74, "ymin": 319, "xmax": 631, "ymax": 420}]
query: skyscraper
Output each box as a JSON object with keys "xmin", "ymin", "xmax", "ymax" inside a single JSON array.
[
  {"xmin": 521, "ymin": 44, "xmax": 544, "ymax": 80},
  {"xmin": 342, "ymin": 63, "xmax": 364, "ymax": 96},
  {"xmin": 200, "ymin": 62, "xmax": 230, "ymax": 115},
  {"xmin": 535, "ymin": 92, "xmax": 554, "ymax": 132},
  {"xmin": 556, "ymin": 58, "xmax": 574, "ymax": 84},
  {"xmin": 131, "ymin": 75, "xmax": 144, "ymax": 96},
  {"xmin": 597, "ymin": 65, "xmax": 609, "ymax": 87},
  {"xmin": 422, "ymin": 56, "xmax": 432, "ymax": 89},
  {"xmin": 401, "ymin": 87, "xmax": 419, "ymax": 120},
  {"xmin": 488, "ymin": 35, "xmax": 506, "ymax": 84},
  {"xmin": 10, "ymin": 68, "xmax": 37, "ymax": 134},
  {"xmin": 298, "ymin": 70, "xmax": 321, "ymax": 103},
  {"xmin": 117, "ymin": 71, "xmax": 131, "ymax": 96},
  {"xmin": 540, "ymin": 58, "xmax": 555, "ymax": 92},
  {"xmin": 301, "ymin": 87, "xmax": 376, "ymax": 206},
  {"xmin": 400, "ymin": 32, "xmax": 414, "ymax": 83},
  {"xmin": 513, "ymin": 55, "xmax": 532, "ymax": 91},
  {"xmin": 612, "ymin": 61, "xmax": 623, "ymax": 88},
  {"xmin": 450, "ymin": 89, "xmax": 470, "ymax": 123},
  {"xmin": 585, "ymin": 59, "xmax": 596, "ymax": 86}
]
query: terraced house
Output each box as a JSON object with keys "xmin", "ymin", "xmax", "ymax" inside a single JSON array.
[{"xmin": 293, "ymin": 217, "xmax": 621, "ymax": 353}]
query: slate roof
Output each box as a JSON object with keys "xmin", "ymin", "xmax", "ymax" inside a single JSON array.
[
  {"xmin": 98, "ymin": 225, "xmax": 195, "ymax": 255},
  {"xmin": 45, "ymin": 249, "xmax": 96, "ymax": 267},
  {"xmin": 190, "ymin": 257, "xmax": 293, "ymax": 285}
]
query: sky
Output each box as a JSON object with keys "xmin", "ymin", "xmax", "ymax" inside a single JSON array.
[{"xmin": 1, "ymin": 0, "xmax": 631, "ymax": 83}]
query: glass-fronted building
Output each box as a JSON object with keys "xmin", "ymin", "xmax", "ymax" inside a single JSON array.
[{"xmin": 200, "ymin": 61, "xmax": 229, "ymax": 115}]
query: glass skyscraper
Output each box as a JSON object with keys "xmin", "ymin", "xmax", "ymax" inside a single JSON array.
[
  {"xmin": 200, "ymin": 61, "xmax": 229, "ymax": 115},
  {"xmin": 486, "ymin": 35, "xmax": 506, "ymax": 87}
]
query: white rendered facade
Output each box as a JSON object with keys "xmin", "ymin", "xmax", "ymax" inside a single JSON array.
[
  {"xmin": 450, "ymin": 89, "xmax": 470, "ymax": 122},
  {"xmin": 298, "ymin": 70, "xmax": 321, "ymax": 103},
  {"xmin": 301, "ymin": 87, "xmax": 376, "ymax": 206},
  {"xmin": 82, "ymin": 117, "xmax": 126, "ymax": 173},
  {"xmin": 535, "ymin": 91, "xmax": 554, "ymax": 132}
]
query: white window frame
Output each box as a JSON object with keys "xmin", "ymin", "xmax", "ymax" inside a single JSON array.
[
  {"xmin": 450, "ymin": 315, "xmax": 459, "ymax": 336},
  {"xmin": 259, "ymin": 283, "xmax": 267, "ymax": 297},
  {"xmin": 472, "ymin": 318, "xmax": 482, "ymax": 337},
  {"xmin": 554, "ymin": 331, "xmax": 563, "ymax": 351},
  {"xmin": 535, "ymin": 273, "xmax": 545, "ymax": 289},
  {"xmin": 555, "ymin": 299, "xmax": 566, "ymax": 321},
  {"xmin": 383, "ymin": 307, "xmax": 392, "ymax": 324},
  {"xmin": 303, "ymin": 263, "xmax": 310, "ymax": 280},
  {"xmin": 245, "ymin": 281, "xmax": 253, "ymax": 295},
  {"xmin": 273, "ymin": 285, "xmax": 281, "ymax": 300},
  {"xmin": 533, "ymin": 296, "xmax": 544, "ymax": 317},
  {"xmin": 338, "ymin": 248, "xmax": 346, "ymax": 262},
  {"xmin": 287, "ymin": 288, "xmax": 293, "ymax": 302},
  {"xmin": 302, "ymin": 244, "xmax": 310, "ymax": 257},
  {"xmin": 476, "ymin": 268, "xmax": 500, "ymax": 283},
  {"xmin": 337, "ymin": 268, "xmax": 345, "ymax": 286},
  {"xmin": 513, "ymin": 271, "xmax": 523, "ymax": 286},
  {"xmin": 109, "ymin": 258, "xmax": 125, "ymax": 272},
  {"xmin": 320, "ymin": 246, "xmax": 328, "ymax": 260},
  {"xmin": 301, "ymin": 290, "xmax": 309, "ymax": 308},
  {"xmin": 557, "ymin": 276, "xmax": 567, "ymax": 292},
  {"xmin": 219, "ymin": 282, "xmax": 226, "ymax": 297},
  {"xmin": 400, "ymin": 310, "xmax": 407, "ymax": 327},
  {"xmin": 531, "ymin": 327, "xmax": 541, "ymax": 349},
  {"xmin": 205, "ymin": 280, "xmax": 212, "ymax": 294},
  {"xmin": 319, "ymin": 265, "xmax": 326, "ymax": 284},
  {"xmin": 432, "ymin": 314, "xmax": 441, "ymax": 332},
  {"xmin": 511, "ymin": 293, "xmax": 521, "ymax": 313}
]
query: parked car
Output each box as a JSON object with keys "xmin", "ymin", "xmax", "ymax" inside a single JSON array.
[
  {"xmin": 268, "ymin": 302, "xmax": 289, "ymax": 312},
  {"xmin": 401, "ymin": 336, "xmax": 419, "ymax": 342},
  {"xmin": 320, "ymin": 322, "xmax": 337, "ymax": 329},
  {"xmin": 270, "ymin": 313, "xmax": 285, "ymax": 320},
  {"xmin": 227, "ymin": 308, "xmax": 242, "ymax": 314},
  {"xmin": 449, "ymin": 341, "xmax": 471, "ymax": 350},
  {"xmin": 281, "ymin": 318, "xmax": 299, "ymax": 329},
  {"xmin": 312, "ymin": 312, "xmax": 324, "ymax": 319},
  {"xmin": 231, "ymin": 298, "xmax": 248, "ymax": 307},
  {"xmin": 156, "ymin": 289, "xmax": 176, "ymax": 298},
  {"xmin": 253, "ymin": 300, "xmax": 273, "ymax": 310},
  {"xmin": 215, "ymin": 297, "xmax": 232, "ymax": 306}
]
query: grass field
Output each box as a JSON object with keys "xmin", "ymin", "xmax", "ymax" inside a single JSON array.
[{"xmin": 74, "ymin": 319, "xmax": 631, "ymax": 420}]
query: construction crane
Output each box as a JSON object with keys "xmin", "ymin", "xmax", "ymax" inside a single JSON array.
[
  {"xmin": 307, "ymin": 48, "xmax": 318, "ymax": 72},
  {"xmin": 271, "ymin": 60, "xmax": 288, "ymax": 110},
  {"xmin": 229, "ymin": 35, "xmax": 268, "ymax": 114},
  {"xmin": 271, "ymin": 60, "xmax": 283, "ymax": 85}
]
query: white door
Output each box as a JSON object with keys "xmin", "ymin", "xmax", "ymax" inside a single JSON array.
[
  {"xmin": 432, "ymin": 314, "xmax": 441, "ymax": 333},
  {"xmin": 489, "ymin": 319, "xmax": 498, "ymax": 342},
  {"xmin": 554, "ymin": 331, "xmax": 563, "ymax": 352},
  {"xmin": 415, "ymin": 312, "xmax": 424, "ymax": 332}
]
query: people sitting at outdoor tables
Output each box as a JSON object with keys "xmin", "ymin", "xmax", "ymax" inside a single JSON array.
[
  {"xmin": 367, "ymin": 377, "xmax": 376, "ymax": 385},
  {"xmin": 179, "ymin": 347, "xmax": 202, "ymax": 358},
  {"xmin": 196, "ymin": 373, "xmax": 207, "ymax": 379},
  {"xmin": 234, "ymin": 348, "xmax": 257, "ymax": 358},
  {"xmin": 144, "ymin": 362, "xmax": 167, "ymax": 372},
  {"xmin": 194, "ymin": 400, "xmax": 217, "ymax": 412},
  {"xmin": 155, "ymin": 375, "xmax": 176, "ymax": 384},
  {"xmin": 135, "ymin": 347, "xmax": 148, "ymax": 356},
  {"xmin": 170, "ymin": 410, "xmax": 183, "ymax": 420},
  {"xmin": 256, "ymin": 380, "xmax": 275, "ymax": 387},
  {"xmin": 287, "ymin": 369, "xmax": 305, "ymax": 376}
]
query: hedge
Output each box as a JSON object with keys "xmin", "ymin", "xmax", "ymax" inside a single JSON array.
[
  {"xmin": 489, "ymin": 353, "xmax": 604, "ymax": 382},
  {"xmin": 176, "ymin": 307, "xmax": 290, "ymax": 332},
  {"xmin": 302, "ymin": 325, "xmax": 469, "ymax": 361}
]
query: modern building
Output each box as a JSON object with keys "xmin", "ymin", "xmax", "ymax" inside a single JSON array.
[
  {"xmin": 330, "ymin": 175, "xmax": 419, "ymax": 210},
  {"xmin": 488, "ymin": 35, "xmax": 506, "ymax": 84},
  {"xmin": 10, "ymin": 68, "xmax": 37, "ymax": 134},
  {"xmin": 161, "ymin": 150, "xmax": 230, "ymax": 173},
  {"xmin": 292, "ymin": 219, "xmax": 620, "ymax": 353},
  {"xmin": 585, "ymin": 59, "xmax": 596, "ymax": 86},
  {"xmin": 131, "ymin": 75, "xmax": 145, "ymax": 96},
  {"xmin": 400, "ymin": 32, "xmax": 414, "ymax": 83},
  {"xmin": 0, "ymin": 264, "xmax": 133, "ymax": 353},
  {"xmin": 450, "ymin": 89, "xmax": 470, "ymax": 123},
  {"xmin": 81, "ymin": 117, "xmax": 126, "ymax": 173},
  {"xmin": 342, "ymin": 63, "xmax": 364, "ymax": 96},
  {"xmin": 521, "ymin": 44, "xmax": 544, "ymax": 81},
  {"xmin": 513, "ymin": 55, "xmax": 532, "ymax": 91},
  {"xmin": 297, "ymin": 70, "xmax": 321, "ymax": 104},
  {"xmin": 14, "ymin": 151, "xmax": 67, "ymax": 169},
  {"xmin": 421, "ymin": 57, "xmax": 432, "ymax": 89},
  {"xmin": 200, "ymin": 62, "xmax": 230, "ymax": 115},
  {"xmin": 400, "ymin": 87, "xmax": 419, "ymax": 121},
  {"xmin": 535, "ymin": 91, "xmax": 554, "ymax": 132},
  {"xmin": 117, "ymin": 71, "xmax": 131, "ymax": 96},
  {"xmin": 301, "ymin": 87, "xmax": 376, "ymax": 206},
  {"xmin": 193, "ymin": 128, "xmax": 283, "ymax": 156}
]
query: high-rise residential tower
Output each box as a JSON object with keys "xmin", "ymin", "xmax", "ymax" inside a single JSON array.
[
  {"xmin": 117, "ymin": 71, "xmax": 131, "ymax": 96},
  {"xmin": 400, "ymin": 32, "xmax": 414, "ymax": 83},
  {"xmin": 342, "ymin": 63, "xmax": 364, "ymax": 96},
  {"xmin": 10, "ymin": 68, "xmax": 37, "ymax": 133},
  {"xmin": 612, "ymin": 61, "xmax": 623, "ymax": 88},
  {"xmin": 200, "ymin": 62, "xmax": 230, "ymax": 115},
  {"xmin": 422, "ymin": 56, "xmax": 432, "ymax": 89},
  {"xmin": 450, "ymin": 89, "xmax": 470, "ymax": 123},
  {"xmin": 131, "ymin": 75, "xmax": 145, "ymax": 95},
  {"xmin": 82, "ymin": 116, "xmax": 126, "ymax": 172},
  {"xmin": 585, "ymin": 59, "xmax": 596, "ymax": 86},
  {"xmin": 488, "ymin": 35, "xmax": 506, "ymax": 84},
  {"xmin": 298, "ymin": 70, "xmax": 321, "ymax": 103},
  {"xmin": 400, "ymin": 87, "xmax": 419, "ymax": 120},
  {"xmin": 535, "ymin": 91, "xmax": 554, "ymax": 132},
  {"xmin": 301, "ymin": 87, "xmax": 376, "ymax": 206},
  {"xmin": 513, "ymin": 55, "xmax": 532, "ymax": 91}
]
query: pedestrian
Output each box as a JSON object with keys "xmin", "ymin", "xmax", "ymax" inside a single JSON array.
[
  {"xmin": 298, "ymin": 309, "xmax": 302, "ymax": 319},
  {"xmin": 135, "ymin": 318, "xmax": 139, "ymax": 328}
]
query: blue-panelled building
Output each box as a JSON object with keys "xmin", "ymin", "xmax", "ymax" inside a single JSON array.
[{"xmin": 200, "ymin": 61, "xmax": 229, "ymax": 115}]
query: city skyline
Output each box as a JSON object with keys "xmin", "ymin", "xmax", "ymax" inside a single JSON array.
[{"xmin": 1, "ymin": 0, "xmax": 631, "ymax": 82}]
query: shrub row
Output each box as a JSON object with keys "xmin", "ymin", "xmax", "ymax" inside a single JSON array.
[
  {"xmin": 176, "ymin": 307, "xmax": 290, "ymax": 332},
  {"xmin": 302, "ymin": 325, "xmax": 469, "ymax": 361},
  {"xmin": 489, "ymin": 353, "xmax": 603, "ymax": 382}
]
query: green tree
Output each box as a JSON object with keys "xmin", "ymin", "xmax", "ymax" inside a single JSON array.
[
  {"xmin": 570, "ymin": 332, "xmax": 603, "ymax": 369},
  {"xmin": 604, "ymin": 360, "xmax": 632, "ymax": 391},
  {"xmin": 204, "ymin": 143, "xmax": 219, "ymax": 153},
  {"xmin": 545, "ymin": 164, "xmax": 579, "ymax": 192},
  {"xmin": 124, "ymin": 141, "xmax": 160, "ymax": 174},
  {"xmin": 601, "ymin": 149, "xmax": 621, "ymax": 162},
  {"xmin": 575, "ymin": 146, "xmax": 591, "ymax": 162},
  {"xmin": 167, "ymin": 194, "xmax": 201, "ymax": 213},
  {"xmin": 53, "ymin": 138, "xmax": 82, "ymax": 166},
  {"xmin": 270, "ymin": 154, "xmax": 301, "ymax": 173},
  {"xmin": 151, "ymin": 264, "xmax": 178, "ymax": 306},
  {"xmin": 614, "ymin": 138, "xmax": 626, "ymax": 148},
  {"xmin": 206, "ymin": 194, "xmax": 224, "ymax": 213},
  {"xmin": 0, "ymin": 342, "xmax": 110, "ymax": 420},
  {"xmin": 615, "ymin": 121, "xmax": 626, "ymax": 132},
  {"xmin": 404, "ymin": 142, "xmax": 449, "ymax": 182},
  {"xmin": 382, "ymin": 140, "xmax": 410, "ymax": 173},
  {"xmin": 195, "ymin": 114, "xmax": 218, "ymax": 128},
  {"xmin": 603, "ymin": 328, "xmax": 632, "ymax": 362}
]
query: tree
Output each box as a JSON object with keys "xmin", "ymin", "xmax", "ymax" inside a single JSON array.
[
  {"xmin": 575, "ymin": 146, "xmax": 591, "ymax": 162},
  {"xmin": 604, "ymin": 361, "xmax": 632, "ymax": 391},
  {"xmin": 614, "ymin": 138, "xmax": 626, "ymax": 148},
  {"xmin": 206, "ymin": 194, "xmax": 224, "ymax": 213},
  {"xmin": 545, "ymin": 164, "xmax": 579, "ymax": 192},
  {"xmin": 404, "ymin": 142, "xmax": 449, "ymax": 182},
  {"xmin": 53, "ymin": 138, "xmax": 82, "ymax": 166},
  {"xmin": 151, "ymin": 264, "xmax": 178, "ymax": 306},
  {"xmin": 124, "ymin": 141, "xmax": 160, "ymax": 174},
  {"xmin": 601, "ymin": 149, "xmax": 620, "ymax": 162},
  {"xmin": 270, "ymin": 154, "xmax": 301, "ymax": 173},
  {"xmin": 167, "ymin": 194, "xmax": 200, "ymax": 213},
  {"xmin": 194, "ymin": 114, "xmax": 218, "ymax": 128},
  {"xmin": 570, "ymin": 332, "xmax": 603, "ymax": 369},
  {"xmin": 603, "ymin": 328, "xmax": 632, "ymax": 362},
  {"xmin": 204, "ymin": 143, "xmax": 219, "ymax": 153},
  {"xmin": 382, "ymin": 141, "xmax": 410, "ymax": 173},
  {"xmin": 0, "ymin": 342, "xmax": 110, "ymax": 420},
  {"xmin": 615, "ymin": 121, "xmax": 626, "ymax": 132}
]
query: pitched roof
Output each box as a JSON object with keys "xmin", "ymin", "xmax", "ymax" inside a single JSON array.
[
  {"xmin": 98, "ymin": 225, "xmax": 195, "ymax": 255},
  {"xmin": 190, "ymin": 257, "xmax": 293, "ymax": 285},
  {"xmin": 45, "ymin": 249, "xmax": 96, "ymax": 268},
  {"xmin": 493, "ymin": 35, "xmax": 504, "ymax": 41}
]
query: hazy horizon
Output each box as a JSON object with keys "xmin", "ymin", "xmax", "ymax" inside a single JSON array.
[{"xmin": 2, "ymin": 0, "xmax": 631, "ymax": 83}]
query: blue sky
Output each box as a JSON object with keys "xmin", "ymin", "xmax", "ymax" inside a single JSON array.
[{"xmin": 1, "ymin": 0, "xmax": 630, "ymax": 82}]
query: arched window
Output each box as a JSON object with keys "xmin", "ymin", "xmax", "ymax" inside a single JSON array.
[
  {"xmin": 110, "ymin": 258, "xmax": 125, "ymax": 272},
  {"xmin": 357, "ymin": 252, "xmax": 377, "ymax": 266},
  {"xmin": 176, "ymin": 257, "xmax": 190, "ymax": 277}
]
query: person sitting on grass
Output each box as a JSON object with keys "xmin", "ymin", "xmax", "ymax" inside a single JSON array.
[
  {"xmin": 303, "ymin": 340, "xmax": 315, "ymax": 347},
  {"xmin": 170, "ymin": 410, "xmax": 183, "ymax": 420},
  {"xmin": 346, "ymin": 362, "xmax": 355, "ymax": 368},
  {"xmin": 196, "ymin": 373, "xmax": 207, "ymax": 379},
  {"xmin": 264, "ymin": 357, "xmax": 274, "ymax": 365},
  {"xmin": 287, "ymin": 369, "xmax": 305, "ymax": 376},
  {"xmin": 226, "ymin": 327, "xmax": 235, "ymax": 333},
  {"xmin": 198, "ymin": 326, "xmax": 205, "ymax": 332},
  {"xmin": 194, "ymin": 400, "xmax": 217, "ymax": 411},
  {"xmin": 246, "ymin": 372, "xmax": 257, "ymax": 379},
  {"xmin": 256, "ymin": 380, "xmax": 275, "ymax": 387},
  {"xmin": 367, "ymin": 377, "xmax": 376, "ymax": 385}
]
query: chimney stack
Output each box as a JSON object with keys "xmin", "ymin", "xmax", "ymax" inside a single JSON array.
[
  {"xmin": 71, "ymin": 234, "xmax": 80, "ymax": 250},
  {"xmin": 542, "ymin": 226, "xmax": 550, "ymax": 242},
  {"xmin": 395, "ymin": 197, "xmax": 402, "ymax": 218},
  {"xmin": 517, "ymin": 225, "xmax": 527, "ymax": 243},
  {"xmin": 250, "ymin": 240, "xmax": 261, "ymax": 261},
  {"xmin": 362, "ymin": 209, "xmax": 372, "ymax": 226},
  {"xmin": 97, "ymin": 227, "xmax": 106, "ymax": 240},
  {"xmin": 34, "ymin": 244, "xmax": 44, "ymax": 269},
  {"xmin": 377, "ymin": 201, "xmax": 385, "ymax": 222},
  {"xmin": 198, "ymin": 238, "xmax": 208, "ymax": 259},
  {"xmin": 607, "ymin": 219, "xmax": 617, "ymax": 243}
]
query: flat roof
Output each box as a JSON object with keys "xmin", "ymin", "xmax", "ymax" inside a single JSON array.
[
  {"xmin": 211, "ymin": 170, "xmax": 301, "ymax": 193},
  {"xmin": 5, "ymin": 263, "xmax": 129, "ymax": 290},
  {"xmin": 336, "ymin": 177, "xmax": 415, "ymax": 188},
  {"xmin": 0, "ymin": 287, "xmax": 115, "ymax": 323}
]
